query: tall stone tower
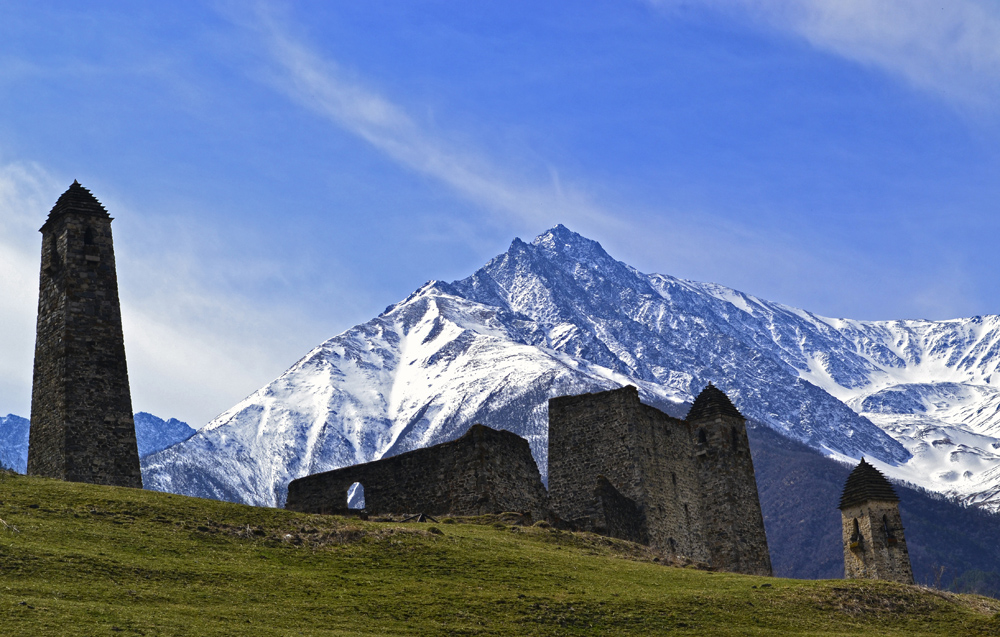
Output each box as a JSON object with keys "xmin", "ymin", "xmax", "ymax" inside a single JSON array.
[
  {"xmin": 839, "ymin": 458, "xmax": 912, "ymax": 584},
  {"xmin": 685, "ymin": 384, "xmax": 772, "ymax": 576},
  {"xmin": 28, "ymin": 181, "xmax": 142, "ymax": 488}
]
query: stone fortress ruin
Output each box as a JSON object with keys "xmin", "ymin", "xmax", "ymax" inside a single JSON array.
[
  {"xmin": 287, "ymin": 384, "xmax": 773, "ymax": 576},
  {"xmin": 548, "ymin": 384, "xmax": 772, "ymax": 576},
  {"xmin": 23, "ymin": 183, "xmax": 915, "ymax": 584},
  {"xmin": 285, "ymin": 424, "xmax": 548, "ymax": 521}
]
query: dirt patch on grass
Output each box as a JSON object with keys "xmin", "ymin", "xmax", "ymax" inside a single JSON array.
[
  {"xmin": 913, "ymin": 585, "xmax": 1000, "ymax": 615},
  {"xmin": 181, "ymin": 518, "xmax": 435, "ymax": 549},
  {"xmin": 816, "ymin": 584, "xmax": 937, "ymax": 618},
  {"xmin": 809, "ymin": 581, "xmax": 1000, "ymax": 621}
]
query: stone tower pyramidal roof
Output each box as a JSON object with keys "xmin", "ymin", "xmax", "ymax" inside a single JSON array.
[
  {"xmin": 839, "ymin": 458, "xmax": 899, "ymax": 509},
  {"xmin": 41, "ymin": 180, "xmax": 110, "ymax": 230},
  {"xmin": 685, "ymin": 383, "xmax": 744, "ymax": 421}
]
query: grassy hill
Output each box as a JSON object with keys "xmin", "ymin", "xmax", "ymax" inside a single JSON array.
[{"xmin": 0, "ymin": 471, "xmax": 998, "ymax": 636}]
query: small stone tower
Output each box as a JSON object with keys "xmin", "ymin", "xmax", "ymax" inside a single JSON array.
[
  {"xmin": 839, "ymin": 458, "xmax": 912, "ymax": 584},
  {"xmin": 28, "ymin": 181, "xmax": 142, "ymax": 488}
]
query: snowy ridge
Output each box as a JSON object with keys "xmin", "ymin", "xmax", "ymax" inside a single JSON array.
[
  {"xmin": 0, "ymin": 412, "xmax": 194, "ymax": 473},
  {"xmin": 144, "ymin": 286, "xmax": 689, "ymax": 506},
  {"xmin": 0, "ymin": 414, "xmax": 30, "ymax": 473},
  {"xmin": 133, "ymin": 412, "xmax": 196, "ymax": 457},
  {"xmin": 143, "ymin": 225, "xmax": 1000, "ymax": 511}
]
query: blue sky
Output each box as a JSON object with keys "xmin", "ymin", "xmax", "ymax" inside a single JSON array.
[{"xmin": 2, "ymin": 1, "xmax": 999, "ymax": 426}]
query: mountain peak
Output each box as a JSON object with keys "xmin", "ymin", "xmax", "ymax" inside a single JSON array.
[
  {"xmin": 531, "ymin": 224, "xmax": 588, "ymax": 248},
  {"xmin": 530, "ymin": 225, "xmax": 616, "ymax": 268}
]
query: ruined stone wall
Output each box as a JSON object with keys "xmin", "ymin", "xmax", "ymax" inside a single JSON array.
[
  {"xmin": 841, "ymin": 502, "xmax": 914, "ymax": 584},
  {"xmin": 593, "ymin": 475, "xmax": 648, "ymax": 544},
  {"xmin": 548, "ymin": 386, "xmax": 772, "ymax": 575},
  {"xmin": 547, "ymin": 387, "xmax": 646, "ymax": 534},
  {"xmin": 632, "ymin": 402, "xmax": 711, "ymax": 564},
  {"xmin": 28, "ymin": 185, "xmax": 141, "ymax": 488},
  {"xmin": 285, "ymin": 425, "xmax": 547, "ymax": 519}
]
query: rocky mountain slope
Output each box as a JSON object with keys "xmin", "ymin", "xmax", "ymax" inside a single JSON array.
[
  {"xmin": 0, "ymin": 414, "xmax": 30, "ymax": 472},
  {"xmin": 143, "ymin": 226, "xmax": 1000, "ymax": 514},
  {"xmin": 0, "ymin": 412, "xmax": 194, "ymax": 472}
]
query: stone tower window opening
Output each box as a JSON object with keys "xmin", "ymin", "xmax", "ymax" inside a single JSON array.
[
  {"xmin": 46, "ymin": 236, "xmax": 61, "ymax": 275},
  {"xmin": 83, "ymin": 225, "xmax": 100, "ymax": 264},
  {"xmin": 730, "ymin": 426, "xmax": 739, "ymax": 451},
  {"xmin": 697, "ymin": 428, "xmax": 707, "ymax": 445},
  {"xmin": 849, "ymin": 518, "xmax": 861, "ymax": 550}
]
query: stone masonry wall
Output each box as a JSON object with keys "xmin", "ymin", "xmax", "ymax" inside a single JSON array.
[
  {"xmin": 29, "ymin": 185, "xmax": 142, "ymax": 488},
  {"xmin": 285, "ymin": 425, "xmax": 547, "ymax": 519},
  {"xmin": 548, "ymin": 386, "xmax": 772, "ymax": 575},
  {"xmin": 547, "ymin": 387, "xmax": 645, "ymax": 533},
  {"xmin": 632, "ymin": 400, "xmax": 711, "ymax": 564},
  {"xmin": 689, "ymin": 411, "xmax": 772, "ymax": 576},
  {"xmin": 841, "ymin": 501, "xmax": 914, "ymax": 584}
]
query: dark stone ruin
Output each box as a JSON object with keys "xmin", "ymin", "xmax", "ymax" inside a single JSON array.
[
  {"xmin": 547, "ymin": 384, "xmax": 772, "ymax": 576},
  {"xmin": 28, "ymin": 181, "xmax": 142, "ymax": 488},
  {"xmin": 287, "ymin": 383, "xmax": 772, "ymax": 577},
  {"xmin": 285, "ymin": 424, "xmax": 548, "ymax": 520}
]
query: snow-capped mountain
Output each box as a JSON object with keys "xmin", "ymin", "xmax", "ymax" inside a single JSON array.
[
  {"xmin": 0, "ymin": 412, "xmax": 194, "ymax": 472},
  {"xmin": 0, "ymin": 414, "xmax": 30, "ymax": 472},
  {"xmin": 133, "ymin": 412, "xmax": 196, "ymax": 457},
  {"xmin": 144, "ymin": 226, "xmax": 1000, "ymax": 511}
]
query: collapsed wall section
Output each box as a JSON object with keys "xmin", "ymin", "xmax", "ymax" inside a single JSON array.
[{"xmin": 285, "ymin": 424, "xmax": 547, "ymax": 519}]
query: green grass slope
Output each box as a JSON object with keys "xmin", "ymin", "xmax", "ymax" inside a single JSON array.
[{"xmin": 0, "ymin": 472, "xmax": 997, "ymax": 636}]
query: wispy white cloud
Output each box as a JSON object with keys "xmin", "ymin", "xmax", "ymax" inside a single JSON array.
[
  {"xmin": 242, "ymin": 5, "xmax": 616, "ymax": 234},
  {"xmin": 0, "ymin": 163, "xmax": 326, "ymax": 426},
  {"xmin": 238, "ymin": 3, "xmax": 982, "ymax": 322},
  {"xmin": 0, "ymin": 163, "xmax": 56, "ymax": 417},
  {"xmin": 648, "ymin": 0, "xmax": 1000, "ymax": 109}
]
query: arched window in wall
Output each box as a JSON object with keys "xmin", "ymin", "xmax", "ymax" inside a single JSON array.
[{"xmin": 347, "ymin": 482, "xmax": 365, "ymax": 510}]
